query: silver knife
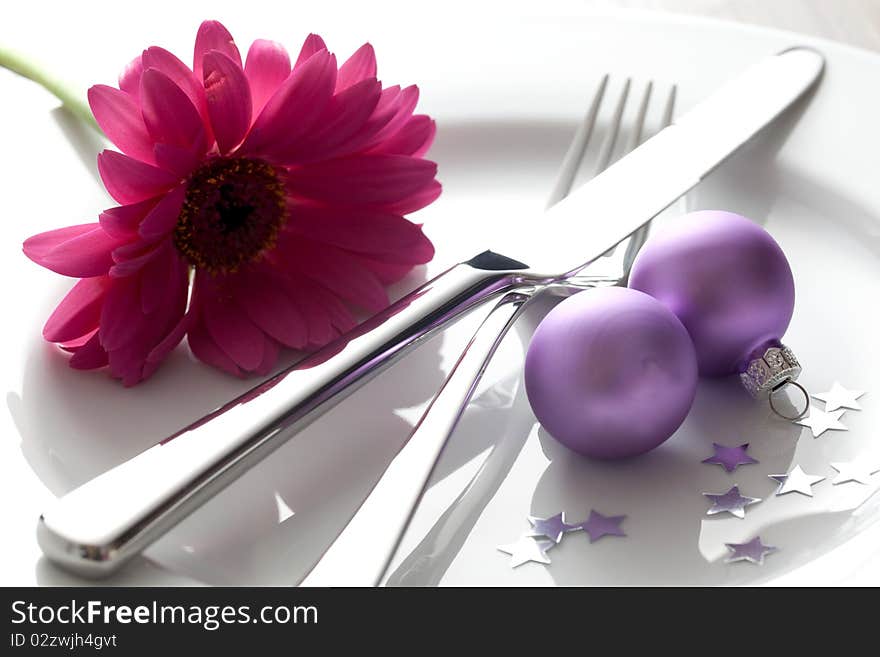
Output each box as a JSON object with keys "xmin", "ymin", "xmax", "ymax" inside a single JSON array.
[{"xmin": 37, "ymin": 47, "xmax": 824, "ymax": 579}]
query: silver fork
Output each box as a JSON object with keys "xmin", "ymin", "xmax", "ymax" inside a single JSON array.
[{"xmin": 300, "ymin": 76, "xmax": 678, "ymax": 586}]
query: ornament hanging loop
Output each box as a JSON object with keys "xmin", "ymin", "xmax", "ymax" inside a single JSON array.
[
  {"xmin": 739, "ymin": 343, "xmax": 810, "ymax": 420},
  {"xmin": 768, "ymin": 379, "xmax": 810, "ymax": 421}
]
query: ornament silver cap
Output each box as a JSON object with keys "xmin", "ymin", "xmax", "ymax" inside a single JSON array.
[{"xmin": 740, "ymin": 344, "xmax": 801, "ymax": 399}]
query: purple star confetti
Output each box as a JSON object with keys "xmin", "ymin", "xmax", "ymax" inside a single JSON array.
[
  {"xmin": 724, "ymin": 536, "xmax": 777, "ymax": 565},
  {"xmin": 578, "ymin": 510, "xmax": 626, "ymax": 542},
  {"xmin": 702, "ymin": 442, "xmax": 759, "ymax": 473},
  {"xmin": 527, "ymin": 512, "xmax": 578, "ymax": 543},
  {"xmin": 703, "ymin": 485, "xmax": 761, "ymax": 519}
]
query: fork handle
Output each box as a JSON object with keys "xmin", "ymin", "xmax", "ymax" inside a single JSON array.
[
  {"xmin": 37, "ymin": 256, "xmax": 533, "ymax": 578},
  {"xmin": 300, "ymin": 289, "xmax": 532, "ymax": 587}
]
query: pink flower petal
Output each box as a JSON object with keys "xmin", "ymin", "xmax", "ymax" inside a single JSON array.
[
  {"xmin": 117, "ymin": 349, "xmax": 156, "ymax": 385},
  {"xmin": 288, "ymin": 206, "xmax": 434, "ymax": 263},
  {"xmin": 364, "ymin": 85, "xmax": 419, "ymax": 148},
  {"xmin": 140, "ymin": 68, "xmax": 206, "ymax": 150},
  {"xmin": 139, "ymin": 184, "xmax": 186, "ymax": 240},
  {"xmin": 140, "ymin": 243, "xmax": 186, "ymax": 315},
  {"xmin": 386, "ymin": 178, "xmax": 442, "ymax": 215},
  {"xmin": 370, "ymin": 114, "xmax": 436, "ymax": 157},
  {"xmin": 99, "ymin": 197, "xmax": 160, "ymax": 238},
  {"xmin": 318, "ymin": 78, "xmax": 382, "ymax": 151},
  {"xmin": 109, "ymin": 243, "xmax": 162, "ymax": 278},
  {"xmin": 277, "ymin": 275, "xmax": 335, "ymax": 345},
  {"xmin": 99, "ymin": 274, "xmax": 143, "ymax": 350},
  {"xmin": 184, "ymin": 279, "xmax": 241, "ymax": 376},
  {"xmin": 23, "ymin": 223, "xmax": 123, "ymax": 277},
  {"xmin": 88, "ymin": 85, "xmax": 155, "ymax": 163},
  {"xmin": 294, "ymin": 33, "xmax": 327, "ymax": 69},
  {"xmin": 286, "ymin": 154, "xmax": 437, "ymax": 207},
  {"xmin": 108, "ymin": 318, "xmax": 180, "ymax": 384},
  {"xmin": 146, "ymin": 311, "xmax": 190, "ymax": 366},
  {"xmin": 336, "ymin": 43, "xmax": 376, "ymax": 91},
  {"xmin": 69, "ymin": 332, "xmax": 109, "ymax": 370},
  {"xmin": 60, "ymin": 329, "xmax": 97, "ymax": 351},
  {"xmin": 118, "ymin": 55, "xmax": 144, "ymax": 99},
  {"xmin": 97, "ymin": 150, "xmax": 178, "ymax": 204},
  {"xmin": 282, "ymin": 238, "xmax": 389, "ymax": 312},
  {"xmin": 244, "ymin": 39, "xmax": 291, "ymax": 117},
  {"xmin": 323, "ymin": 84, "xmax": 414, "ymax": 156},
  {"xmin": 302, "ymin": 281, "xmax": 357, "ymax": 334},
  {"xmin": 24, "ymin": 224, "xmax": 99, "ymax": 261},
  {"xmin": 232, "ymin": 268, "xmax": 308, "ymax": 348},
  {"xmin": 254, "ymin": 334, "xmax": 280, "ymax": 375},
  {"xmin": 142, "ymin": 47, "xmax": 201, "ymax": 105},
  {"xmin": 202, "ymin": 291, "xmax": 265, "ymax": 371},
  {"xmin": 100, "ymin": 264, "xmax": 188, "ymax": 384},
  {"xmin": 240, "ymin": 49, "xmax": 336, "ymax": 159},
  {"xmin": 350, "ymin": 254, "xmax": 415, "ymax": 285},
  {"xmin": 193, "ymin": 20, "xmax": 241, "ymax": 82},
  {"xmin": 187, "ymin": 318, "xmax": 242, "ymax": 377},
  {"xmin": 142, "ymin": 46, "xmax": 213, "ymax": 143},
  {"xmin": 203, "ymin": 50, "xmax": 252, "ymax": 154},
  {"xmin": 153, "ymin": 139, "xmax": 205, "ymax": 178},
  {"xmin": 268, "ymin": 77, "xmax": 380, "ymax": 164},
  {"xmin": 112, "ymin": 238, "xmax": 156, "ymax": 263},
  {"xmin": 43, "ymin": 276, "xmax": 110, "ymax": 342},
  {"xmin": 140, "ymin": 360, "xmax": 161, "ymax": 382},
  {"xmin": 107, "ymin": 348, "xmax": 146, "ymax": 385}
]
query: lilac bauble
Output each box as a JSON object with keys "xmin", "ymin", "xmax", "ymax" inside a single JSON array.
[
  {"xmin": 628, "ymin": 211, "xmax": 795, "ymax": 377},
  {"xmin": 524, "ymin": 287, "xmax": 697, "ymax": 460}
]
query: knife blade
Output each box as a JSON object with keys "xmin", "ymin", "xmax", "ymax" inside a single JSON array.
[
  {"xmin": 493, "ymin": 46, "xmax": 824, "ymax": 275},
  {"xmin": 38, "ymin": 47, "xmax": 824, "ymax": 578}
]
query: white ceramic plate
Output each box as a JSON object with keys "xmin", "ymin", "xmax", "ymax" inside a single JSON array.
[{"xmin": 2, "ymin": 4, "xmax": 880, "ymax": 586}]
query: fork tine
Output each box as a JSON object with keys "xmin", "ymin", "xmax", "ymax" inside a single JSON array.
[
  {"xmin": 546, "ymin": 74, "xmax": 608, "ymax": 207},
  {"xmin": 622, "ymin": 83, "xmax": 678, "ymax": 277},
  {"xmin": 592, "ymin": 77, "xmax": 631, "ymax": 176},
  {"xmin": 626, "ymin": 80, "xmax": 654, "ymax": 152},
  {"xmin": 661, "ymin": 83, "xmax": 677, "ymax": 130}
]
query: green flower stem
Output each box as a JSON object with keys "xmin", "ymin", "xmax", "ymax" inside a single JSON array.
[{"xmin": 0, "ymin": 45, "xmax": 101, "ymax": 134}]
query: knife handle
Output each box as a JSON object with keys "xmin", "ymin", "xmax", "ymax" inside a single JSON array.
[{"xmin": 37, "ymin": 256, "xmax": 532, "ymax": 578}]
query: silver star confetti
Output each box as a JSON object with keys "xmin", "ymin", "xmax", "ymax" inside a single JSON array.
[
  {"xmin": 830, "ymin": 460, "xmax": 880, "ymax": 485},
  {"xmin": 703, "ymin": 485, "xmax": 761, "ymax": 519},
  {"xmin": 702, "ymin": 442, "xmax": 759, "ymax": 473},
  {"xmin": 768, "ymin": 465, "xmax": 825, "ymax": 497},
  {"xmin": 725, "ymin": 536, "xmax": 778, "ymax": 565},
  {"xmin": 527, "ymin": 512, "xmax": 579, "ymax": 543},
  {"xmin": 497, "ymin": 536, "xmax": 554, "ymax": 567},
  {"xmin": 578, "ymin": 510, "xmax": 626, "ymax": 542},
  {"xmin": 794, "ymin": 407, "xmax": 847, "ymax": 438},
  {"xmin": 813, "ymin": 382, "xmax": 866, "ymax": 412}
]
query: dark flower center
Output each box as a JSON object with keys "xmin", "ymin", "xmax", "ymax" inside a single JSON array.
[{"xmin": 174, "ymin": 157, "xmax": 287, "ymax": 273}]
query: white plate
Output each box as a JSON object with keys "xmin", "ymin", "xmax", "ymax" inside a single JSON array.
[{"xmin": 2, "ymin": 4, "xmax": 880, "ymax": 586}]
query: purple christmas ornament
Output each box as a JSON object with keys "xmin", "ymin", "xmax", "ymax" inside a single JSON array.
[
  {"xmin": 524, "ymin": 287, "xmax": 697, "ymax": 459},
  {"xmin": 628, "ymin": 211, "xmax": 795, "ymax": 377}
]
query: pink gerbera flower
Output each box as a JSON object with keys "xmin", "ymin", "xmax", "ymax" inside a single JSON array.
[{"xmin": 23, "ymin": 20, "xmax": 439, "ymax": 385}]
